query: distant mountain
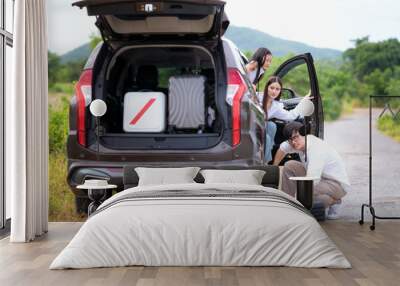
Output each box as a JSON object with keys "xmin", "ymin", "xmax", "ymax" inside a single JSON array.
[
  {"xmin": 224, "ymin": 26, "xmax": 342, "ymax": 59},
  {"xmin": 60, "ymin": 43, "xmax": 91, "ymax": 63},
  {"xmin": 60, "ymin": 25, "xmax": 342, "ymax": 63}
]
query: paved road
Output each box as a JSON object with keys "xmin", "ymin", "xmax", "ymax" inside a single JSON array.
[{"xmin": 324, "ymin": 108, "xmax": 400, "ymax": 221}]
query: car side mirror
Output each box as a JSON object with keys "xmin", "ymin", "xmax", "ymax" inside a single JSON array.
[{"xmin": 281, "ymin": 88, "xmax": 296, "ymax": 99}]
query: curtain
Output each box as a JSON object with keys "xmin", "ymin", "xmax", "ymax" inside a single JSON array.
[{"xmin": 7, "ymin": 0, "xmax": 49, "ymax": 242}]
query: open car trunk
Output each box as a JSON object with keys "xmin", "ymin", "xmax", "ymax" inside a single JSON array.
[
  {"xmin": 90, "ymin": 45, "xmax": 223, "ymax": 150},
  {"xmin": 72, "ymin": 0, "xmax": 229, "ymax": 42},
  {"xmin": 73, "ymin": 0, "xmax": 229, "ymax": 151}
]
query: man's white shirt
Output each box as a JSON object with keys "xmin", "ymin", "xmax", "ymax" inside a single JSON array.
[{"xmin": 280, "ymin": 135, "xmax": 351, "ymax": 193}]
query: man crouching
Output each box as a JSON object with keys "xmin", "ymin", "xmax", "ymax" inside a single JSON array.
[{"xmin": 273, "ymin": 121, "xmax": 350, "ymax": 219}]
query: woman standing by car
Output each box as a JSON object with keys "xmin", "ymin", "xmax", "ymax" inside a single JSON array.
[
  {"xmin": 262, "ymin": 76, "xmax": 311, "ymax": 163},
  {"xmin": 246, "ymin": 47, "xmax": 273, "ymax": 89}
]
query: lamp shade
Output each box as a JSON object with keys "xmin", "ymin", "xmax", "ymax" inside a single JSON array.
[
  {"xmin": 297, "ymin": 98, "xmax": 315, "ymax": 117},
  {"xmin": 89, "ymin": 99, "xmax": 107, "ymax": 117}
]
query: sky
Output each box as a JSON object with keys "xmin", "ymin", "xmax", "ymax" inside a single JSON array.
[{"xmin": 48, "ymin": 0, "xmax": 400, "ymax": 55}]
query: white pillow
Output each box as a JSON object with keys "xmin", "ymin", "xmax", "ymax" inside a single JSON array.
[
  {"xmin": 135, "ymin": 167, "xmax": 200, "ymax": 186},
  {"xmin": 200, "ymin": 169, "xmax": 266, "ymax": 185}
]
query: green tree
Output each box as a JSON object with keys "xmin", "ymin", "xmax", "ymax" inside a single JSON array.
[
  {"xmin": 48, "ymin": 51, "xmax": 62, "ymax": 86},
  {"xmin": 89, "ymin": 33, "xmax": 102, "ymax": 50},
  {"xmin": 344, "ymin": 37, "xmax": 400, "ymax": 80},
  {"xmin": 49, "ymin": 97, "xmax": 69, "ymax": 154},
  {"xmin": 363, "ymin": 68, "xmax": 393, "ymax": 96},
  {"xmin": 386, "ymin": 66, "xmax": 400, "ymax": 98},
  {"xmin": 64, "ymin": 60, "xmax": 86, "ymax": 82}
]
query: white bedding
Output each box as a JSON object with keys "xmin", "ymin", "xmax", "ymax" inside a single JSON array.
[{"xmin": 50, "ymin": 183, "xmax": 351, "ymax": 269}]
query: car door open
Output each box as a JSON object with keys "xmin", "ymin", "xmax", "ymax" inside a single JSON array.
[{"xmin": 273, "ymin": 53, "xmax": 324, "ymax": 139}]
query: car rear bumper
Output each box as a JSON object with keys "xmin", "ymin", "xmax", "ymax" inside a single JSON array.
[
  {"xmin": 67, "ymin": 132, "xmax": 264, "ymax": 196},
  {"xmin": 68, "ymin": 156, "xmax": 262, "ymax": 194}
]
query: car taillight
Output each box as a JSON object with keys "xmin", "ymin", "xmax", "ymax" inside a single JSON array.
[
  {"xmin": 75, "ymin": 69, "xmax": 93, "ymax": 147},
  {"xmin": 227, "ymin": 68, "xmax": 247, "ymax": 146}
]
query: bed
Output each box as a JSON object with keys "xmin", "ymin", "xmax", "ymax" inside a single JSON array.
[{"xmin": 50, "ymin": 166, "xmax": 350, "ymax": 269}]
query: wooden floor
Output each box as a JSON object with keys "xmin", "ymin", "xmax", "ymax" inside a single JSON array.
[{"xmin": 0, "ymin": 221, "xmax": 399, "ymax": 286}]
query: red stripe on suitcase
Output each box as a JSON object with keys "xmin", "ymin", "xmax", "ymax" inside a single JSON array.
[{"xmin": 130, "ymin": 98, "xmax": 156, "ymax": 125}]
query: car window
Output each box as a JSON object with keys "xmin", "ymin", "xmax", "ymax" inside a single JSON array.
[
  {"xmin": 279, "ymin": 63, "xmax": 311, "ymax": 100},
  {"xmin": 239, "ymin": 50, "xmax": 249, "ymax": 65},
  {"xmin": 158, "ymin": 67, "xmax": 180, "ymax": 88},
  {"xmin": 237, "ymin": 49, "xmax": 248, "ymax": 72},
  {"xmin": 224, "ymin": 40, "xmax": 247, "ymax": 72},
  {"xmin": 158, "ymin": 67, "xmax": 207, "ymax": 88}
]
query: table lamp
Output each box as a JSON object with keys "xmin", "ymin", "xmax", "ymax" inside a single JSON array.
[{"xmin": 89, "ymin": 99, "xmax": 107, "ymax": 158}]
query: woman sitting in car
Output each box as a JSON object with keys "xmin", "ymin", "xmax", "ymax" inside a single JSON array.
[{"xmin": 262, "ymin": 76, "xmax": 311, "ymax": 163}]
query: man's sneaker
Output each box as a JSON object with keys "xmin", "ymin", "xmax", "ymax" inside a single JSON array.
[
  {"xmin": 311, "ymin": 202, "xmax": 326, "ymax": 221},
  {"xmin": 326, "ymin": 203, "xmax": 341, "ymax": 220}
]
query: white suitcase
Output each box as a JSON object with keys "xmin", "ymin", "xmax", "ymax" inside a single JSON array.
[{"xmin": 123, "ymin": 92, "xmax": 166, "ymax": 132}]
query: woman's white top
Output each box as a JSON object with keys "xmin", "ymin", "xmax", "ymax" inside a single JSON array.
[
  {"xmin": 267, "ymin": 100, "xmax": 301, "ymax": 121},
  {"xmin": 248, "ymin": 67, "xmax": 265, "ymax": 84}
]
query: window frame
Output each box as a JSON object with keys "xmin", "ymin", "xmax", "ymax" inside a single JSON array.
[{"xmin": 0, "ymin": 0, "xmax": 13, "ymax": 234}]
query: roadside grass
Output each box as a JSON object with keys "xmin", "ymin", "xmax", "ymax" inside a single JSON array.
[
  {"xmin": 324, "ymin": 97, "xmax": 357, "ymax": 122},
  {"xmin": 48, "ymin": 83, "xmax": 74, "ymax": 109},
  {"xmin": 48, "ymin": 89, "xmax": 86, "ymax": 222},
  {"xmin": 341, "ymin": 97, "xmax": 360, "ymax": 116},
  {"xmin": 377, "ymin": 116, "xmax": 400, "ymax": 142},
  {"xmin": 49, "ymin": 152, "xmax": 86, "ymax": 222},
  {"xmin": 49, "ymin": 82, "xmax": 75, "ymax": 94}
]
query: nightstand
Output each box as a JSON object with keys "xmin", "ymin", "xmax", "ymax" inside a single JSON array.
[
  {"xmin": 289, "ymin": 176, "xmax": 318, "ymax": 210},
  {"xmin": 77, "ymin": 180, "xmax": 117, "ymax": 216}
]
